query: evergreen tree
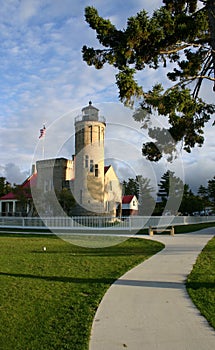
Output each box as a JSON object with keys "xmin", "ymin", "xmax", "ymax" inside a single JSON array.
[
  {"xmin": 207, "ymin": 176, "xmax": 215, "ymax": 205},
  {"xmin": 83, "ymin": 1, "xmax": 215, "ymax": 161},
  {"xmin": 157, "ymin": 171, "xmax": 171, "ymax": 203},
  {"xmin": 122, "ymin": 178, "xmax": 139, "ymax": 197},
  {"xmin": 180, "ymin": 184, "xmax": 203, "ymax": 214},
  {"xmin": 122, "ymin": 176, "xmax": 156, "ymax": 215},
  {"xmin": 12, "ymin": 184, "xmax": 31, "ymax": 216},
  {"xmin": 198, "ymin": 184, "xmax": 210, "ymax": 212},
  {"xmin": 156, "ymin": 171, "xmax": 184, "ymax": 214},
  {"xmin": 0, "ymin": 177, "xmax": 12, "ymax": 197},
  {"xmin": 136, "ymin": 175, "xmax": 156, "ymax": 215},
  {"xmin": 57, "ymin": 188, "xmax": 76, "ymax": 216}
]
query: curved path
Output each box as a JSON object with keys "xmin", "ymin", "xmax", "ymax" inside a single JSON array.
[{"xmin": 89, "ymin": 228, "xmax": 215, "ymax": 350}]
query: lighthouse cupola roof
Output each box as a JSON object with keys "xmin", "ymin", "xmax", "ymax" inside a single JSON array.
[{"xmin": 82, "ymin": 101, "xmax": 99, "ymax": 121}]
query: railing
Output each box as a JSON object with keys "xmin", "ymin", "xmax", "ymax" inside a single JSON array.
[
  {"xmin": 0, "ymin": 215, "xmax": 215, "ymax": 231},
  {"xmin": 74, "ymin": 114, "xmax": 106, "ymax": 124}
]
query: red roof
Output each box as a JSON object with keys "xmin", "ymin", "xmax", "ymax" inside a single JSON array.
[
  {"xmin": 0, "ymin": 173, "xmax": 37, "ymax": 201},
  {"xmin": 104, "ymin": 165, "xmax": 111, "ymax": 174},
  {"xmin": 0, "ymin": 192, "xmax": 16, "ymax": 200},
  {"xmin": 22, "ymin": 173, "xmax": 37, "ymax": 188},
  {"xmin": 122, "ymin": 195, "xmax": 135, "ymax": 204}
]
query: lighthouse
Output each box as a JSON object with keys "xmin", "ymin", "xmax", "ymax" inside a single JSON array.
[
  {"xmin": 33, "ymin": 101, "xmax": 122, "ymax": 217},
  {"xmin": 73, "ymin": 102, "xmax": 106, "ymax": 214}
]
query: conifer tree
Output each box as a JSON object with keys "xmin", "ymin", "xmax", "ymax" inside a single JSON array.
[
  {"xmin": 208, "ymin": 176, "xmax": 215, "ymax": 205},
  {"xmin": 83, "ymin": 1, "xmax": 215, "ymax": 160}
]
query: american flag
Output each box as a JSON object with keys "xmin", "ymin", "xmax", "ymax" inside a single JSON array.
[{"xmin": 39, "ymin": 125, "xmax": 46, "ymax": 139}]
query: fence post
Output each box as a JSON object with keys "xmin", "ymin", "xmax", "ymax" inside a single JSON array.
[
  {"xmin": 171, "ymin": 226, "xmax": 175, "ymax": 236},
  {"xmin": 149, "ymin": 226, "xmax": 153, "ymax": 236},
  {"xmin": 129, "ymin": 216, "xmax": 131, "ymax": 231}
]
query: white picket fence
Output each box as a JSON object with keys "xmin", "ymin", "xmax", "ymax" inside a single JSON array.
[{"xmin": 0, "ymin": 215, "xmax": 215, "ymax": 231}]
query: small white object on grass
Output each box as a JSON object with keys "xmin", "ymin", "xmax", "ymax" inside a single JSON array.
[{"xmin": 43, "ymin": 246, "xmax": 47, "ymax": 252}]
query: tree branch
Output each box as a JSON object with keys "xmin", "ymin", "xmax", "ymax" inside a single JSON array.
[{"xmin": 160, "ymin": 42, "xmax": 204, "ymax": 55}]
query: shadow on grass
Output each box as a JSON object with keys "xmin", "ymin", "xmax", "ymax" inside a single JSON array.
[
  {"xmin": 30, "ymin": 248, "xmax": 161, "ymax": 257},
  {"xmin": 186, "ymin": 281, "xmax": 215, "ymax": 290},
  {"xmin": 0, "ymin": 271, "xmax": 115, "ymax": 284},
  {"xmin": 1, "ymin": 272, "xmax": 214, "ymax": 290}
]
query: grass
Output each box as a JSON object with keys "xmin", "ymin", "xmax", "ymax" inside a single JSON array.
[
  {"xmin": 137, "ymin": 221, "xmax": 215, "ymax": 235},
  {"xmin": 174, "ymin": 222, "xmax": 215, "ymax": 234},
  {"xmin": 0, "ymin": 233, "xmax": 164, "ymax": 350},
  {"xmin": 0, "ymin": 222, "xmax": 214, "ymax": 349},
  {"xmin": 186, "ymin": 236, "xmax": 215, "ymax": 329}
]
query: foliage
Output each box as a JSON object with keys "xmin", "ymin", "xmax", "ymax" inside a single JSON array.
[
  {"xmin": 156, "ymin": 170, "xmax": 184, "ymax": 214},
  {"xmin": 0, "ymin": 177, "xmax": 12, "ymax": 197},
  {"xmin": 0, "ymin": 234, "xmax": 163, "ymax": 350},
  {"xmin": 122, "ymin": 177, "xmax": 139, "ymax": 197},
  {"xmin": 137, "ymin": 175, "xmax": 156, "ymax": 215},
  {"xmin": 122, "ymin": 176, "xmax": 156, "ymax": 215},
  {"xmin": 121, "ymin": 172, "xmax": 215, "ymax": 216},
  {"xmin": 12, "ymin": 184, "xmax": 32, "ymax": 216},
  {"xmin": 207, "ymin": 176, "xmax": 215, "ymax": 205},
  {"xmin": 186, "ymin": 236, "xmax": 215, "ymax": 329},
  {"xmin": 56, "ymin": 188, "xmax": 76, "ymax": 216},
  {"xmin": 30, "ymin": 187, "xmax": 76, "ymax": 217},
  {"xmin": 179, "ymin": 184, "xmax": 203, "ymax": 215},
  {"xmin": 196, "ymin": 176, "xmax": 215, "ymax": 212},
  {"xmin": 198, "ymin": 184, "xmax": 211, "ymax": 212},
  {"xmin": 82, "ymin": 1, "xmax": 215, "ymax": 161}
]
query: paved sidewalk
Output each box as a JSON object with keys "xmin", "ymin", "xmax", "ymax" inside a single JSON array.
[{"xmin": 89, "ymin": 228, "xmax": 215, "ymax": 350}]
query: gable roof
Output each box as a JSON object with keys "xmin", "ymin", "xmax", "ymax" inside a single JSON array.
[
  {"xmin": 22, "ymin": 173, "xmax": 37, "ymax": 188},
  {"xmin": 0, "ymin": 192, "xmax": 16, "ymax": 200},
  {"xmin": 104, "ymin": 165, "xmax": 111, "ymax": 174},
  {"xmin": 122, "ymin": 195, "xmax": 136, "ymax": 204}
]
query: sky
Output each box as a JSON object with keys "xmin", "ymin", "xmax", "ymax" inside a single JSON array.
[{"xmin": 0, "ymin": 0, "xmax": 214, "ymax": 193}]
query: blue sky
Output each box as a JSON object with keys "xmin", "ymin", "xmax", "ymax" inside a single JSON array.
[{"xmin": 0, "ymin": 0, "xmax": 214, "ymax": 192}]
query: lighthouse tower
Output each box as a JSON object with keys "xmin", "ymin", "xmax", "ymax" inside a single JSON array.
[{"xmin": 74, "ymin": 102, "xmax": 106, "ymax": 214}]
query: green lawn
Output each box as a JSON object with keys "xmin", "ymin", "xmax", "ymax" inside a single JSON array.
[
  {"xmin": 174, "ymin": 222, "xmax": 215, "ymax": 233},
  {"xmin": 0, "ymin": 233, "xmax": 163, "ymax": 350},
  {"xmin": 186, "ymin": 235, "xmax": 215, "ymax": 329}
]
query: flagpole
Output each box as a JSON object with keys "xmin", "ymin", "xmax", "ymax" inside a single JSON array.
[
  {"xmin": 39, "ymin": 125, "xmax": 46, "ymax": 160},
  {"xmin": 42, "ymin": 134, "xmax": 45, "ymax": 160}
]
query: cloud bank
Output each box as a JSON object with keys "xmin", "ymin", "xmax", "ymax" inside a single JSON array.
[{"xmin": 0, "ymin": 0, "xmax": 214, "ymax": 191}]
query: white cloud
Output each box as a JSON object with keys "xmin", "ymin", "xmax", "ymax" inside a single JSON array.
[
  {"xmin": 18, "ymin": 0, "xmax": 41, "ymax": 23},
  {"xmin": 0, "ymin": 163, "xmax": 29, "ymax": 185},
  {"xmin": 0, "ymin": 0, "xmax": 214, "ymax": 190}
]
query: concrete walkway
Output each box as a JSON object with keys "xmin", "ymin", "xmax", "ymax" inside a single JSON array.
[{"xmin": 89, "ymin": 228, "xmax": 215, "ymax": 350}]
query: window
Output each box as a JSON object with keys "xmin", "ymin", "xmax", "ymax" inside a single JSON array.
[
  {"xmin": 80, "ymin": 189, "xmax": 83, "ymax": 204},
  {"xmin": 105, "ymin": 201, "xmax": 109, "ymax": 212},
  {"xmin": 109, "ymin": 181, "xmax": 112, "ymax": 191},
  {"xmin": 101, "ymin": 127, "xmax": 104, "ymax": 142},
  {"xmin": 77, "ymin": 129, "xmax": 84, "ymax": 144},
  {"xmin": 95, "ymin": 164, "xmax": 99, "ymax": 177},
  {"xmin": 133, "ymin": 200, "xmax": 136, "ymax": 206},
  {"xmin": 89, "ymin": 125, "xmax": 92, "ymax": 143},
  {"xmin": 85, "ymin": 155, "xmax": 89, "ymax": 168},
  {"xmin": 98, "ymin": 126, "xmax": 100, "ymax": 143},
  {"xmin": 90, "ymin": 160, "xmax": 94, "ymax": 172}
]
